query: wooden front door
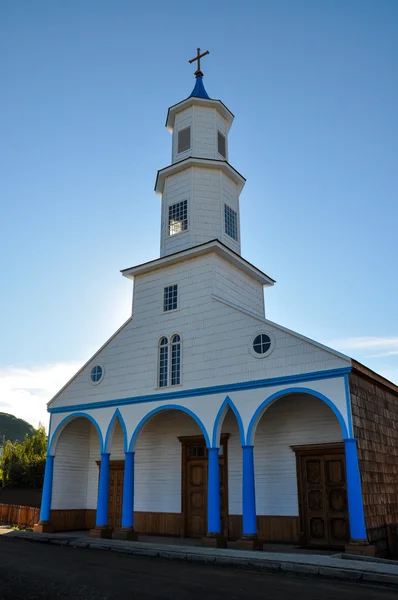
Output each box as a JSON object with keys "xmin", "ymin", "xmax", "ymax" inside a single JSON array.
[
  {"xmin": 108, "ymin": 460, "xmax": 124, "ymax": 529},
  {"xmin": 180, "ymin": 435, "xmax": 229, "ymax": 538},
  {"xmin": 293, "ymin": 444, "xmax": 349, "ymax": 548}
]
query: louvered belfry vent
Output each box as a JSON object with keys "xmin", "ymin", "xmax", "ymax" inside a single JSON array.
[
  {"xmin": 178, "ymin": 127, "xmax": 191, "ymax": 153},
  {"xmin": 218, "ymin": 131, "xmax": 226, "ymax": 158}
]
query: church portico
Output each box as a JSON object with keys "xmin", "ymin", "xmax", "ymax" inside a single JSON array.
[{"xmin": 37, "ymin": 373, "xmax": 369, "ymax": 553}]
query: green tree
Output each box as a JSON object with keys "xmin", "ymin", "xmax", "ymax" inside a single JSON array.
[{"xmin": 0, "ymin": 425, "xmax": 47, "ymax": 488}]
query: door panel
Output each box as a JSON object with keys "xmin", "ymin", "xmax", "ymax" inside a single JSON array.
[
  {"xmin": 299, "ymin": 449, "xmax": 348, "ymax": 548},
  {"xmin": 186, "ymin": 458, "xmax": 207, "ymax": 537},
  {"xmin": 108, "ymin": 466, "xmax": 124, "ymax": 529}
]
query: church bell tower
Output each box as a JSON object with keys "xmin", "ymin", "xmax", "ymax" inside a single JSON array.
[{"xmin": 156, "ymin": 49, "xmax": 246, "ymax": 258}]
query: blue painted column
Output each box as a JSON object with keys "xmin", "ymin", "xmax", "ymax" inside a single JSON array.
[
  {"xmin": 207, "ymin": 447, "xmax": 221, "ymax": 534},
  {"xmin": 39, "ymin": 455, "xmax": 54, "ymax": 522},
  {"xmin": 121, "ymin": 451, "xmax": 135, "ymax": 529},
  {"xmin": 344, "ymin": 438, "xmax": 367, "ymax": 540},
  {"xmin": 242, "ymin": 446, "xmax": 257, "ymax": 536},
  {"xmin": 96, "ymin": 452, "xmax": 110, "ymax": 527}
]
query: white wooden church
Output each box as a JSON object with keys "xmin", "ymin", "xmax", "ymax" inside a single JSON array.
[{"xmin": 35, "ymin": 50, "xmax": 398, "ymax": 556}]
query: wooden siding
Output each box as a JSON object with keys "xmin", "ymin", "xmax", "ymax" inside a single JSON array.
[
  {"xmin": 86, "ymin": 424, "xmax": 101, "ymax": 509},
  {"xmin": 349, "ymin": 370, "xmax": 398, "ymax": 556},
  {"xmin": 52, "ymin": 418, "xmax": 91, "ymax": 509},
  {"xmin": 46, "ymin": 509, "xmax": 96, "ymax": 532},
  {"xmin": 135, "ymin": 410, "xmax": 202, "ymax": 513},
  {"xmin": 221, "ymin": 409, "xmax": 241, "ymax": 514},
  {"xmin": 47, "ymin": 509, "xmax": 299, "ymax": 541},
  {"xmin": 213, "ymin": 256, "xmax": 264, "ymax": 317},
  {"xmin": 51, "ymin": 419, "xmax": 100, "ymax": 511},
  {"xmin": 228, "ymin": 515, "xmax": 300, "ymax": 543},
  {"xmin": 171, "ymin": 105, "xmax": 229, "ymax": 164},
  {"xmin": 134, "ymin": 512, "xmax": 182, "ymax": 536},
  {"xmin": 108, "ymin": 420, "xmax": 125, "ymax": 460}
]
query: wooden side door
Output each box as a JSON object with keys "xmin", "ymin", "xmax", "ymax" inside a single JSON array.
[
  {"xmin": 185, "ymin": 443, "xmax": 207, "ymax": 537},
  {"xmin": 294, "ymin": 444, "xmax": 349, "ymax": 548},
  {"xmin": 108, "ymin": 460, "xmax": 124, "ymax": 530}
]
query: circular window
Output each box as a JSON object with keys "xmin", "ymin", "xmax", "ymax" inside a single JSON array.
[
  {"xmin": 90, "ymin": 365, "xmax": 103, "ymax": 384},
  {"xmin": 251, "ymin": 333, "xmax": 273, "ymax": 358}
]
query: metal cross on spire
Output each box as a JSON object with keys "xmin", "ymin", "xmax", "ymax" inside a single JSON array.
[{"xmin": 188, "ymin": 47, "xmax": 209, "ymax": 77}]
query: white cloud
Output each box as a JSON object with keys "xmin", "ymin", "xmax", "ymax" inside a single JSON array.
[
  {"xmin": 323, "ymin": 336, "xmax": 398, "ymax": 385},
  {"xmin": 325, "ymin": 336, "xmax": 398, "ymax": 357},
  {"xmin": 0, "ymin": 361, "xmax": 84, "ymax": 430}
]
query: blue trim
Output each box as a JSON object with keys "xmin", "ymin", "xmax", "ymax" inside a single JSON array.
[
  {"xmin": 129, "ymin": 404, "xmax": 210, "ymax": 451},
  {"xmin": 344, "ymin": 374, "xmax": 354, "ymax": 437},
  {"xmin": 96, "ymin": 453, "xmax": 110, "ymax": 527},
  {"xmin": 49, "ymin": 412, "xmax": 104, "ymax": 455},
  {"xmin": 344, "ymin": 438, "xmax": 367, "ymax": 540},
  {"xmin": 121, "ymin": 451, "xmax": 135, "ymax": 529},
  {"xmin": 39, "ymin": 455, "xmax": 54, "ymax": 522},
  {"xmin": 246, "ymin": 387, "xmax": 349, "ymax": 445},
  {"xmin": 207, "ymin": 448, "xmax": 221, "ymax": 534},
  {"xmin": 104, "ymin": 408, "xmax": 128, "ymax": 453},
  {"xmin": 212, "ymin": 396, "xmax": 245, "ymax": 447},
  {"xmin": 49, "ymin": 367, "xmax": 352, "ymax": 415},
  {"xmin": 242, "ymin": 446, "xmax": 257, "ymax": 535}
]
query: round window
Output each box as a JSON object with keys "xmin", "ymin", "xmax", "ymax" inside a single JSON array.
[
  {"xmin": 90, "ymin": 365, "xmax": 103, "ymax": 384},
  {"xmin": 252, "ymin": 334, "xmax": 272, "ymax": 356}
]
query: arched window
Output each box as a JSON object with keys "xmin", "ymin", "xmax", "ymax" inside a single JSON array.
[
  {"xmin": 158, "ymin": 335, "xmax": 182, "ymax": 387},
  {"xmin": 171, "ymin": 334, "xmax": 181, "ymax": 386},
  {"xmin": 158, "ymin": 337, "xmax": 168, "ymax": 387}
]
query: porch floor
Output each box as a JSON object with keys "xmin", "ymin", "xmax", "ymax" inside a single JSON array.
[{"xmin": 67, "ymin": 530, "xmax": 337, "ymax": 555}]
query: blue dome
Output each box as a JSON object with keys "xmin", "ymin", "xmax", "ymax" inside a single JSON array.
[{"xmin": 189, "ymin": 76, "xmax": 210, "ymax": 99}]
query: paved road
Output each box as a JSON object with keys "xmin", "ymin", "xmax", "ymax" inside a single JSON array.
[{"xmin": 0, "ymin": 537, "xmax": 395, "ymax": 599}]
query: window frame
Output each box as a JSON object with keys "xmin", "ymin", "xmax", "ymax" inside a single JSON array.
[
  {"xmin": 158, "ymin": 337, "xmax": 169, "ymax": 388},
  {"xmin": 163, "ymin": 284, "xmax": 179, "ymax": 313},
  {"xmin": 224, "ymin": 204, "xmax": 238, "ymax": 242},
  {"xmin": 170, "ymin": 334, "xmax": 182, "ymax": 386},
  {"xmin": 168, "ymin": 199, "xmax": 189, "ymax": 237},
  {"xmin": 90, "ymin": 364, "xmax": 104, "ymax": 385},
  {"xmin": 249, "ymin": 331, "xmax": 275, "ymax": 359},
  {"xmin": 177, "ymin": 126, "xmax": 191, "ymax": 154},
  {"xmin": 156, "ymin": 333, "xmax": 183, "ymax": 388}
]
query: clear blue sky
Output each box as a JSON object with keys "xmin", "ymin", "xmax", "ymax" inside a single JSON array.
[{"xmin": 1, "ymin": 0, "xmax": 397, "ymax": 426}]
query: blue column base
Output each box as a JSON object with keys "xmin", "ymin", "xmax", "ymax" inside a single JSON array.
[
  {"xmin": 202, "ymin": 534, "xmax": 227, "ymax": 548},
  {"xmin": 90, "ymin": 526, "xmax": 113, "ymax": 539},
  {"xmin": 345, "ymin": 540, "xmax": 376, "ymax": 556},
  {"xmin": 236, "ymin": 536, "xmax": 263, "ymax": 551},
  {"xmin": 113, "ymin": 527, "xmax": 138, "ymax": 541},
  {"xmin": 33, "ymin": 521, "xmax": 54, "ymax": 533}
]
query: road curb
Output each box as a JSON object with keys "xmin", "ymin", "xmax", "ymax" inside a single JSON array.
[{"xmin": 6, "ymin": 532, "xmax": 398, "ymax": 587}]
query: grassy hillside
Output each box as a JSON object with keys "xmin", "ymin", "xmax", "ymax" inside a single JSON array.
[{"xmin": 0, "ymin": 413, "xmax": 36, "ymax": 445}]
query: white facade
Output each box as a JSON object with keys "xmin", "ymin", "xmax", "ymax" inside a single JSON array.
[{"xmin": 43, "ymin": 72, "xmax": 358, "ymax": 543}]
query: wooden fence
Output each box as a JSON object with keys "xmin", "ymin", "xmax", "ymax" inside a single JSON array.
[{"xmin": 0, "ymin": 503, "xmax": 40, "ymax": 529}]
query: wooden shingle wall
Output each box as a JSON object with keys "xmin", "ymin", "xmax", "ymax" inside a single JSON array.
[{"xmin": 349, "ymin": 370, "xmax": 398, "ymax": 556}]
